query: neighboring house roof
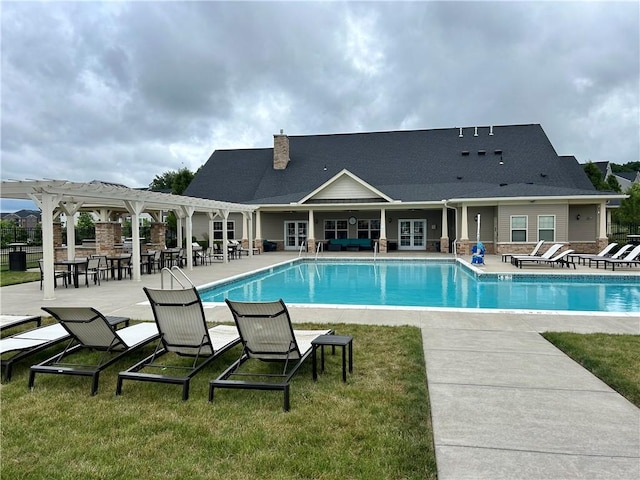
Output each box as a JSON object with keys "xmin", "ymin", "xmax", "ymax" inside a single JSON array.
[
  {"xmin": 185, "ymin": 124, "xmax": 611, "ymax": 205},
  {"xmin": 0, "ymin": 209, "xmax": 41, "ymax": 219},
  {"xmin": 592, "ymin": 161, "xmax": 610, "ymax": 180},
  {"xmin": 617, "ymin": 171, "xmax": 640, "ymax": 183}
]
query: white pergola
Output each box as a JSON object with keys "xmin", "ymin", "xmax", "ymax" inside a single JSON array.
[{"xmin": 1, "ymin": 179, "xmax": 256, "ymax": 299}]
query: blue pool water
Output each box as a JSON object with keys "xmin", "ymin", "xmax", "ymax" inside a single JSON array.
[{"xmin": 199, "ymin": 260, "xmax": 640, "ymax": 313}]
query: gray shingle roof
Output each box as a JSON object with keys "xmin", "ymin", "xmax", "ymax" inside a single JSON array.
[{"xmin": 185, "ymin": 124, "xmax": 604, "ymax": 204}]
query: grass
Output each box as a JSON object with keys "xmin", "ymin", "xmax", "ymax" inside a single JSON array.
[
  {"xmin": 0, "ymin": 269, "xmax": 40, "ymax": 287},
  {"xmin": 543, "ymin": 332, "xmax": 640, "ymax": 408},
  {"xmin": 1, "ymin": 322, "xmax": 436, "ymax": 480}
]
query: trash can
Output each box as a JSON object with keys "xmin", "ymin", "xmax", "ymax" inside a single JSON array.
[{"xmin": 9, "ymin": 251, "xmax": 27, "ymax": 271}]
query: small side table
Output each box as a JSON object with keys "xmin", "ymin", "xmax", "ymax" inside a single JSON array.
[{"xmin": 311, "ymin": 334, "xmax": 353, "ymax": 382}]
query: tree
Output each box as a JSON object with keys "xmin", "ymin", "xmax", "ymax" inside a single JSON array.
[
  {"xmin": 583, "ymin": 162, "xmax": 607, "ymax": 190},
  {"xmin": 605, "ymin": 174, "xmax": 622, "ymax": 193},
  {"xmin": 76, "ymin": 212, "xmax": 95, "ymax": 241},
  {"xmin": 613, "ymin": 183, "xmax": 640, "ymax": 225},
  {"xmin": 149, "ymin": 167, "xmax": 195, "ymax": 195},
  {"xmin": 610, "ymin": 161, "xmax": 640, "ymax": 173}
]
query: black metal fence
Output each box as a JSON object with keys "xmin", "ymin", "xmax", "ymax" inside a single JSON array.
[
  {"xmin": 0, "ymin": 226, "xmax": 177, "ymax": 269},
  {"xmin": 608, "ymin": 223, "xmax": 640, "ymax": 244}
]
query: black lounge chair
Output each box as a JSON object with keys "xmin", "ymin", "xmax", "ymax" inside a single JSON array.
[
  {"xmin": 116, "ymin": 287, "xmax": 241, "ymax": 401},
  {"xmin": 29, "ymin": 308, "xmax": 156, "ymax": 395},
  {"xmin": 209, "ymin": 299, "xmax": 332, "ymax": 411},
  {"xmin": 1, "ymin": 314, "xmax": 128, "ymax": 382}
]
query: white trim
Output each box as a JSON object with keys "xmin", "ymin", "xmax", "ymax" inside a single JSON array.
[
  {"xmin": 537, "ymin": 214, "xmax": 556, "ymax": 242},
  {"xmin": 510, "ymin": 215, "xmax": 528, "ymax": 242},
  {"xmin": 297, "ymin": 169, "xmax": 394, "ymax": 204}
]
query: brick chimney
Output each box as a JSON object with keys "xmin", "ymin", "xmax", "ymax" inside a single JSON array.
[{"xmin": 273, "ymin": 130, "xmax": 289, "ymax": 170}]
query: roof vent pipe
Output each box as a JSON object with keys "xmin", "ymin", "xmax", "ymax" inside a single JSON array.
[
  {"xmin": 459, "ymin": 127, "xmax": 463, "ymax": 138},
  {"xmin": 474, "ymin": 127, "xmax": 478, "ymax": 137},
  {"xmin": 489, "ymin": 125, "xmax": 494, "ymax": 136}
]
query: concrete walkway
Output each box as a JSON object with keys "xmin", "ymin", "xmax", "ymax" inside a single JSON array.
[{"xmin": 2, "ymin": 253, "xmax": 639, "ymax": 479}]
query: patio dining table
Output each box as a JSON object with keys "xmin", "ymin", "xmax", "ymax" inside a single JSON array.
[
  {"xmin": 140, "ymin": 252, "xmax": 156, "ymax": 274},
  {"xmin": 161, "ymin": 248, "xmax": 181, "ymax": 269},
  {"xmin": 106, "ymin": 254, "xmax": 131, "ymax": 280},
  {"xmin": 54, "ymin": 259, "xmax": 88, "ymax": 288}
]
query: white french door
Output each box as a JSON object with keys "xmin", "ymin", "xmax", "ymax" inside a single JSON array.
[
  {"xmin": 284, "ymin": 221, "xmax": 308, "ymax": 250},
  {"xmin": 398, "ymin": 219, "xmax": 426, "ymax": 250}
]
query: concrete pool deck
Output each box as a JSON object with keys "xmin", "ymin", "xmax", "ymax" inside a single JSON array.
[{"xmin": 2, "ymin": 252, "xmax": 639, "ymax": 479}]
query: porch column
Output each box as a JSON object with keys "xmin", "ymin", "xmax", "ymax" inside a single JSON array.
[
  {"xmin": 598, "ymin": 201, "xmax": 608, "ymax": 240},
  {"xmin": 255, "ymin": 210, "xmax": 262, "ymax": 251},
  {"xmin": 440, "ymin": 205, "xmax": 449, "ymax": 253},
  {"xmin": 242, "ymin": 214, "xmax": 249, "ymax": 248},
  {"xmin": 221, "ymin": 210, "xmax": 230, "ymax": 263},
  {"xmin": 460, "ymin": 205, "xmax": 469, "ymax": 240},
  {"xmin": 307, "ymin": 209, "xmax": 315, "ymax": 253},
  {"xmin": 207, "ymin": 211, "xmax": 218, "ymax": 252},
  {"xmin": 245, "ymin": 212, "xmax": 254, "ymax": 257},
  {"xmin": 379, "ymin": 209, "xmax": 387, "ymax": 253}
]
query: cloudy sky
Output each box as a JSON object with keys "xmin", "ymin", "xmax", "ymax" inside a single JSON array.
[{"xmin": 1, "ymin": 0, "xmax": 639, "ymax": 211}]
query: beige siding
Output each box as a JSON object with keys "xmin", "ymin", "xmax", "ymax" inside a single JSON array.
[
  {"xmin": 568, "ymin": 205, "xmax": 598, "ymax": 242},
  {"xmin": 312, "ymin": 176, "xmax": 380, "ymax": 200},
  {"xmin": 498, "ymin": 204, "xmax": 569, "ymax": 242}
]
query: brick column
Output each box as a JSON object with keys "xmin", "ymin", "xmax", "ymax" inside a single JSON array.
[
  {"xmin": 378, "ymin": 238, "xmax": 387, "ymax": 253},
  {"xmin": 439, "ymin": 237, "xmax": 449, "ymax": 253},
  {"xmin": 95, "ymin": 222, "xmax": 118, "ymax": 256},
  {"xmin": 150, "ymin": 222, "xmax": 167, "ymax": 249},
  {"xmin": 53, "ymin": 222, "xmax": 63, "ymax": 247}
]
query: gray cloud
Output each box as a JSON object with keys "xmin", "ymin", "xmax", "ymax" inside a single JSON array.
[{"xmin": 1, "ymin": 0, "xmax": 638, "ymax": 201}]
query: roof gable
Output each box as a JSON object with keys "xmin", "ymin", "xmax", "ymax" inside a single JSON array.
[{"xmin": 299, "ymin": 169, "xmax": 393, "ymax": 204}]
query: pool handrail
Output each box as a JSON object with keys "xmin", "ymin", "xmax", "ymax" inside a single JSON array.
[
  {"xmin": 160, "ymin": 266, "xmax": 195, "ymax": 290},
  {"xmin": 298, "ymin": 242, "xmax": 306, "ymax": 257}
]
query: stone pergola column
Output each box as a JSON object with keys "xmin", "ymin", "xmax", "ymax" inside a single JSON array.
[
  {"xmin": 150, "ymin": 222, "xmax": 166, "ymax": 249},
  {"xmin": 95, "ymin": 222, "xmax": 118, "ymax": 256}
]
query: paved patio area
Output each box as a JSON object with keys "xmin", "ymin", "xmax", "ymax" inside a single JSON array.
[{"xmin": 2, "ymin": 252, "xmax": 639, "ymax": 479}]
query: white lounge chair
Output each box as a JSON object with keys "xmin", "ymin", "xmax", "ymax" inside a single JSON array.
[
  {"xmin": 501, "ymin": 240, "xmax": 544, "ymax": 263},
  {"xmin": 591, "ymin": 244, "xmax": 640, "ymax": 271},
  {"xmin": 511, "ymin": 243, "xmax": 563, "ymax": 266},
  {"xmin": 0, "ymin": 314, "xmax": 41, "ymax": 333},
  {"xmin": 515, "ymin": 249, "xmax": 575, "ymax": 269},
  {"xmin": 567, "ymin": 243, "xmax": 618, "ymax": 265},
  {"xmin": 587, "ymin": 244, "xmax": 633, "ymax": 267}
]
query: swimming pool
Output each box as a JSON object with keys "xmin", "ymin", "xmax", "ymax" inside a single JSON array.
[{"xmin": 198, "ymin": 260, "xmax": 640, "ymax": 313}]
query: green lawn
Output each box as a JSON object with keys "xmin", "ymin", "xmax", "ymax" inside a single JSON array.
[
  {"xmin": 543, "ymin": 332, "xmax": 640, "ymax": 408},
  {"xmin": 1, "ymin": 323, "xmax": 436, "ymax": 480},
  {"xmin": 0, "ymin": 269, "xmax": 40, "ymax": 287}
]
